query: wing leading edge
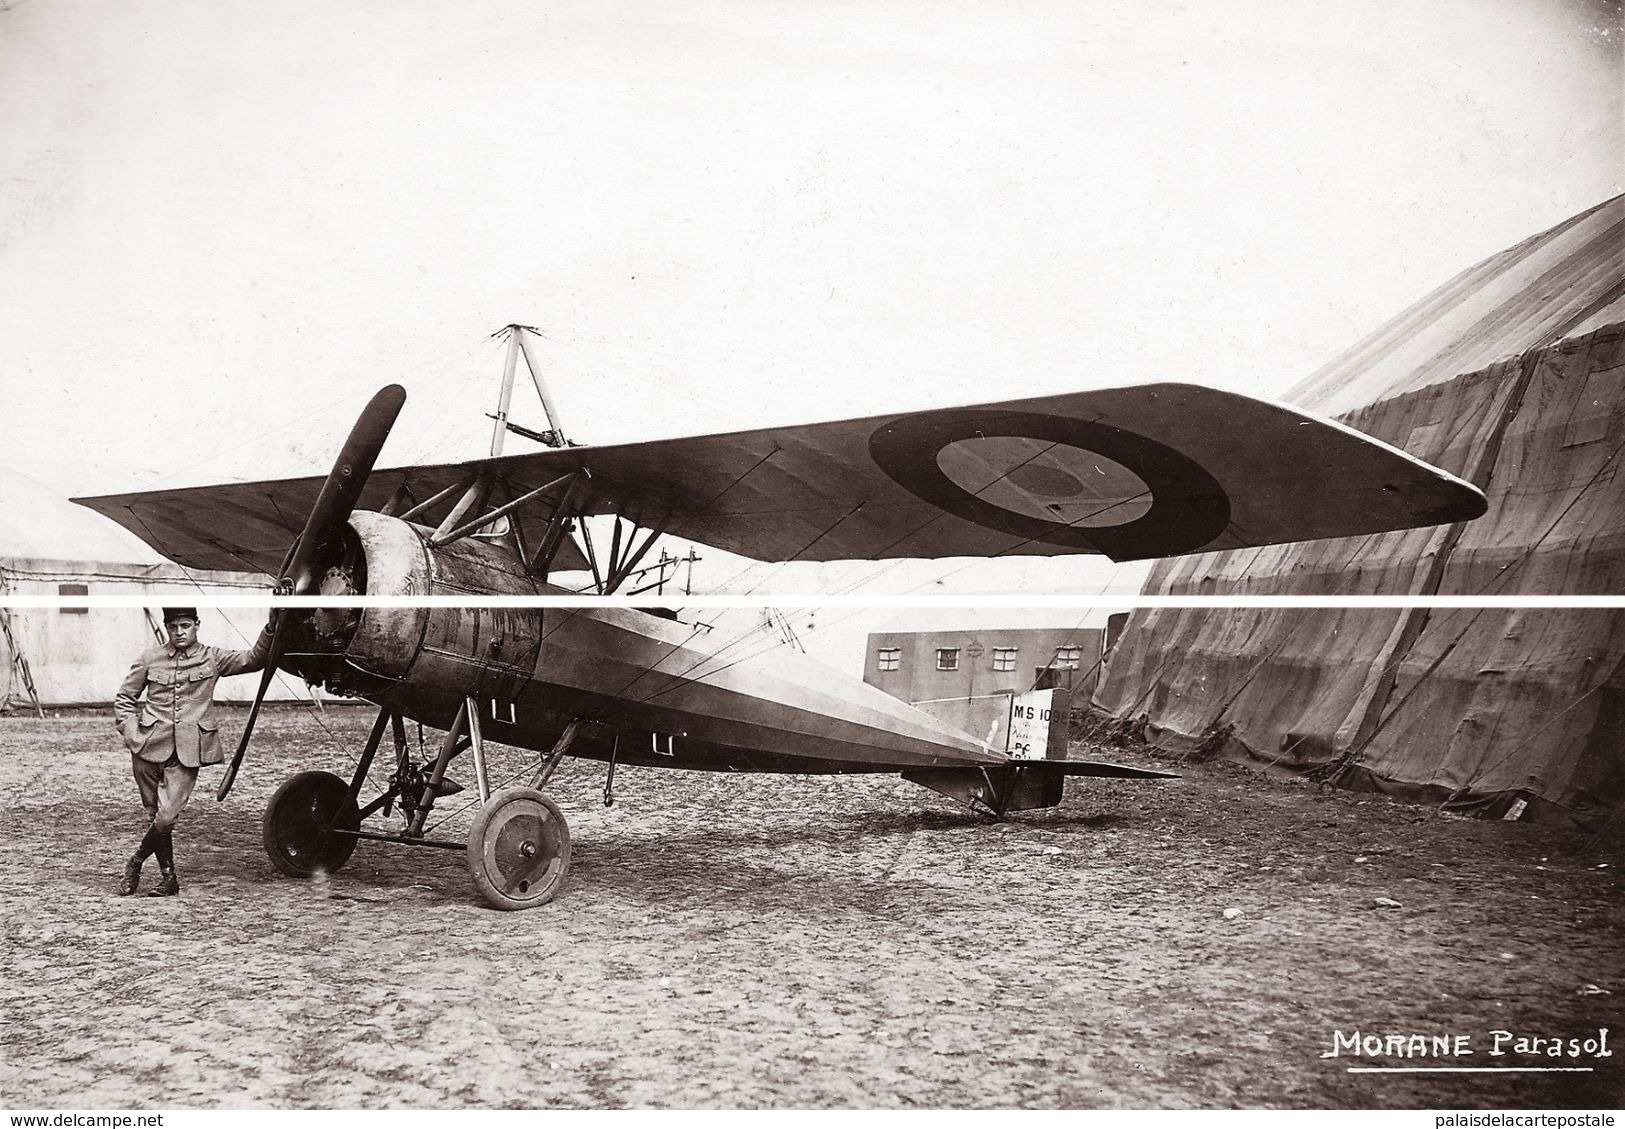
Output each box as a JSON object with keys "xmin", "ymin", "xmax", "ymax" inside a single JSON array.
[{"xmin": 74, "ymin": 382, "xmax": 1486, "ymax": 572}]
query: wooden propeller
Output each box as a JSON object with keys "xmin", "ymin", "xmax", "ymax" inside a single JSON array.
[{"xmin": 217, "ymin": 385, "xmax": 407, "ymax": 801}]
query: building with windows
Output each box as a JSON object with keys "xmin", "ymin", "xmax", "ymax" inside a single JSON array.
[
  {"xmin": 866, "ymin": 621, "xmax": 1122, "ymax": 702},
  {"xmin": 863, "ymin": 623, "xmax": 1114, "ymax": 745}
]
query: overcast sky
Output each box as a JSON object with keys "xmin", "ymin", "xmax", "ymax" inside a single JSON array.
[{"xmin": 1, "ymin": 0, "xmax": 1619, "ymax": 593}]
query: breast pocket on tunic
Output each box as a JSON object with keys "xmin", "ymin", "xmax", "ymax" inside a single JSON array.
[{"xmin": 136, "ymin": 666, "xmax": 173, "ymax": 751}]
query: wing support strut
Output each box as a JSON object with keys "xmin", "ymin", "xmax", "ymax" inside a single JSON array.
[
  {"xmin": 579, "ymin": 514, "xmax": 668, "ymax": 594},
  {"xmin": 388, "ymin": 466, "xmax": 591, "ymax": 581},
  {"xmin": 529, "ymin": 470, "xmax": 590, "ymax": 577},
  {"xmin": 396, "ymin": 480, "xmax": 466, "ymax": 523},
  {"xmin": 430, "ymin": 471, "xmax": 581, "ymax": 547},
  {"xmin": 432, "ymin": 473, "xmax": 494, "ymax": 543}
]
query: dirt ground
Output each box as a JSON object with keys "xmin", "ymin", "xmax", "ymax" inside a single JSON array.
[{"xmin": 1, "ymin": 706, "xmax": 1620, "ymax": 1110}]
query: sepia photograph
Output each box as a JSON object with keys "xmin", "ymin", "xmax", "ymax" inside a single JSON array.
[
  {"xmin": 0, "ymin": 0, "xmax": 1621, "ymax": 1115},
  {"xmin": 0, "ymin": 602, "xmax": 1620, "ymax": 1109}
]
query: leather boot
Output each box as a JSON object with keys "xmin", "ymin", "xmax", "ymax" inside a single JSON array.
[
  {"xmin": 147, "ymin": 829, "xmax": 179, "ymax": 896},
  {"xmin": 147, "ymin": 866, "xmax": 180, "ymax": 897},
  {"xmin": 117, "ymin": 855, "xmax": 144, "ymax": 896},
  {"xmin": 118, "ymin": 824, "xmax": 162, "ymax": 896}
]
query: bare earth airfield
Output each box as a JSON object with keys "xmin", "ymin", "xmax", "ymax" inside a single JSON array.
[{"xmin": 3, "ymin": 708, "xmax": 1619, "ymax": 1109}]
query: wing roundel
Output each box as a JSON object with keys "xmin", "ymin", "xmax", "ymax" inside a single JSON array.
[{"xmin": 866, "ymin": 407, "xmax": 1232, "ymax": 559}]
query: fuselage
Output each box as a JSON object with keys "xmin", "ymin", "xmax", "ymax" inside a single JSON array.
[{"xmin": 279, "ymin": 512, "xmax": 1003, "ymax": 776}]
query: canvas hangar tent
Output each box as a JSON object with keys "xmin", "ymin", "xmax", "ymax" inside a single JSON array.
[{"xmin": 1094, "ymin": 195, "xmax": 1625, "ymax": 830}]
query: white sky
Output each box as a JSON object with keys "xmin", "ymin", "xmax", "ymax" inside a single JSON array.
[{"xmin": 1, "ymin": 0, "xmax": 1619, "ymax": 594}]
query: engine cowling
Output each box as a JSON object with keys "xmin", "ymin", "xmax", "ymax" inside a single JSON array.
[{"xmin": 280, "ymin": 511, "xmax": 547, "ymax": 704}]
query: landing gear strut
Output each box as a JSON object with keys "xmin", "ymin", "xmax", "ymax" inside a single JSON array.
[{"xmin": 260, "ymin": 699, "xmax": 577, "ymax": 908}]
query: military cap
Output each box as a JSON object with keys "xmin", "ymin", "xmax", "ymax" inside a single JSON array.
[{"xmin": 161, "ymin": 607, "xmax": 200, "ymax": 624}]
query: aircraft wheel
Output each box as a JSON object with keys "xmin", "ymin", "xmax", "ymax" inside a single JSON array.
[
  {"xmin": 467, "ymin": 787, "xmax": 571, "ymax": 910},
  {"xmin": 263, "ymin": 770, "xmax": 360, "ymax": 878}
]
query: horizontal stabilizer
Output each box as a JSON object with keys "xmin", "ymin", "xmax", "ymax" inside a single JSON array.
[
  {"xmin": 1017, "ymin": 760, "xmax": 1180, "ymax": 779},
  {"xmin": 902, "ymin": 759, "xmax": 1177, "ymax": 815}
]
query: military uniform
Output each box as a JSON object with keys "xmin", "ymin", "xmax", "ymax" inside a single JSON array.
[
  {"xmin": 113, "ymin": 611, "xmax": 273, "ymax": 896},
  {"xmin": 115, "ymin": 630, "xmax": 273, "ymax": 773}
]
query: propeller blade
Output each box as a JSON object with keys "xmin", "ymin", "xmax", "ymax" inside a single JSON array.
[
  {"xmin": 219, "ymin": 385, "xmax": 407, "ymax": 801},
  {"xmin": 278, "ymin": 384, "xmax": 407, "ymax": 595},
  {"xmin": 216, "ymin": 612, "xmax": 289, "ymax": 801}
]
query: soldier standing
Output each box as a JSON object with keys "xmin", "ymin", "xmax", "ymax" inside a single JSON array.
[{"xmin": 113, "ymin": 608, "xmax": 273, "ymax": 897}]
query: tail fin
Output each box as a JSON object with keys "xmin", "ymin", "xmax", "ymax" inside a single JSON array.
[{"xmin": 902, "ymin": 759, "xmax": 1178, "ymax": 817}]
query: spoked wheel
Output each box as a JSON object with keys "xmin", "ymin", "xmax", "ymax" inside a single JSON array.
[
  {"xmin": 466, "ymin": 787, "xmax": 571, "ymax": 910},
  {"xmin": 263, "ymin": 770, "xmax": 361, "ymax": 877}
]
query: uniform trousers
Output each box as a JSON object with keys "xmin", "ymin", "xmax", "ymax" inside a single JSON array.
[{"xmin": 130, "ymin": 754, "xmax": 198, "ymax": 832}]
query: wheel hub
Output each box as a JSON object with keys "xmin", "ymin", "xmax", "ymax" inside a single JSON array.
[
  {"xmin": 263, "ymin": 770, "xmax": 361, "ymax": 878},
  {"xmin": 466, "ymin": 787, "xmax": 572, "ymax": 910}
]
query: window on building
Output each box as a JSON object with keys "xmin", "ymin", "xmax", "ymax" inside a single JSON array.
[
  {"xmin": 991, "ymin": 647, "xmax": 1018, "ymax": 672},
  {"xmin": 58, "ymin": 583, "xmax": 88, "ymax": 614},
  {"xmin": 1053, "ymin": 646, "xmax": 1083, "ymax": 670},
  {"xmin": 876, "ymin": 647, "xmax": 901, "ymax": 672},
  {"xmin": 936, "ymin": 647, "xmax": 959, "ymax": 671}
]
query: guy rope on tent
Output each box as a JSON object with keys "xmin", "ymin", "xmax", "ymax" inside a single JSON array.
[{"xmin": 0, "ymin": 607, "xmax": 45, "ymax": 719}]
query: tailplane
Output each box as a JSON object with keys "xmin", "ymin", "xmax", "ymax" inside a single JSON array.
[{"xmin": 902, "ymin": 759, "xmax": 1178, "ymax": 817}]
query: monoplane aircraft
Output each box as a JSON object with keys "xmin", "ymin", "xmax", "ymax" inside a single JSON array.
[{"xmin": 74, "ymin": 367, "xmax": 1486, "ymax": 908}]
